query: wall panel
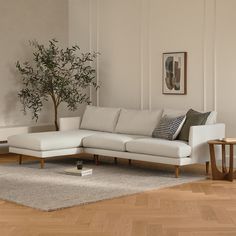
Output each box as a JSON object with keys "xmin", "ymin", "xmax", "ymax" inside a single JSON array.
[
  {"xmin": 215, "ymin": 0, "xmax": 236, "ymax": 136},
  {"xmin": 98, "ymin": 0, "xmax": 141, "ymax": 109},
  {"xmin": 69, "ymin": 0, "xmax": 236, "ymax": 137}
]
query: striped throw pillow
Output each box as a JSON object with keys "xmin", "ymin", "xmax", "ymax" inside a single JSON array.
[{"xmin": 152, "ymin": 115, "xmax": 186, "ymax": 140}]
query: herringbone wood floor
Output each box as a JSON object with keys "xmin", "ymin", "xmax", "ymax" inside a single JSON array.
[{"xmin": 1, "ymin": 154, "xmax": 236, "ymax": 236}]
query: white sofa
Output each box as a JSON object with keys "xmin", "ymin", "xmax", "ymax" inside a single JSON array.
[{"xmin": 8, "ymin": 106, "xmax": 225, "ymax": 177}]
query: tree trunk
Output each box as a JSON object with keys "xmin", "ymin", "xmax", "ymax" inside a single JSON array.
[
  {"xmin": 51, "ymin": 93, "xmax": 59, "ymax": 131},
  {"xmin": 53, "ymin": 103, "xmax": 59, "ymax": 131}
]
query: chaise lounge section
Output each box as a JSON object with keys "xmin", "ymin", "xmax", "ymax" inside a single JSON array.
[{"xmin": 8, "ymin": 106, "xmax": 225, "ymax": 177}]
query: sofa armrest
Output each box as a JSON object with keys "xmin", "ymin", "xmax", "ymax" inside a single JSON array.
[
  {"xmin": 59, "ymin": 117, "xmax": 81, "ymax": 131},
  {"xmin": 188, "ymin": 123, "xmax": 225, "ymax": 163}
]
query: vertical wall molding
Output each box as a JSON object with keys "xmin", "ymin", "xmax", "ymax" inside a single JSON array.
[
  {"xmin": 148, "ymin": 0, "xmax": 152, "ymax": 110},
  {"xmin": 88, "ymin": 0, "xmax": 93, "ymax": 104},
  {"xmin": 96, "ymin": 0, "xmax": 100, "ymax": 106},
  {"xmin": 140, "ymin": 0, "xmax": 150, "ymax": 110},
  {"xmin": 202, "ymin": 0, "xmax": 217, "ymax": 112},
  {"xmin": 202, "ymin": 0, "xmax": 207, "ymax": 111},
  {"xmin": 213, "ymin": 0, "xmax": 217, "ymax": 112},
  {"xmin": 140, "ymin": 0, "xmax": 144, "ymax": 110},
  {"xmin": 88, "ymin": 0, "xmax": 100, "ymax": 106}
]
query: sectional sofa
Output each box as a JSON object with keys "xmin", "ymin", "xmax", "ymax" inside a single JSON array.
[{"xmin": 8, "ymin": 106, "xmax": 225, "ymax": 177}]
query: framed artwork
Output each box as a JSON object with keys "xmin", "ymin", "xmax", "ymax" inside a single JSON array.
[{"xmin": 162, "ymin": 52, "xmax": 187, "ymax": 95}]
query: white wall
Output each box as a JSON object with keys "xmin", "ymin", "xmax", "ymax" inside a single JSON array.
[
  {"xmin": 215, "ymin": 0, "xmax": 236, "ymax": 137},
  {"xmin": 1, "ymin": 0, "xmax": 235, "ymax": 137},
  {"xmin": 69, "ymin": 0, "xmax": 236, "ymax": 137},
  {"xmin": 0, "ymin": 0, "xmax": 68, "ymax": 127}
]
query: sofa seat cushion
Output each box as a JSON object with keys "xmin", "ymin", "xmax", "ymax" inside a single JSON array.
[
  {"xmin": 126, "ymin": 138, "xmax": 191, "ymax": 158},
  {"xmin": 8, "ymin": 130, "xmax": 100, "ymax": 151},
  {"xmin": 83, "ymin": 133, "xmax": 145, "ymax": 151}
]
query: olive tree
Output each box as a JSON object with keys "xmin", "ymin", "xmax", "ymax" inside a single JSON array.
[{"xmin": 16, "ymin": 39, "xmax": 98, "ymax": 130}]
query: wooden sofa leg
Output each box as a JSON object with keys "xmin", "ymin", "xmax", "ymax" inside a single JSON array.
[
  {"xmin": 94, "ymin": 155, "xmax": 99, "ymax": 165},
  {"xmin": 19, "ymin": 155, "xmax": 22, "ymax": 165},
  {"xmin": 40, "ymin": 159, "xmax": 45, "ymax": 169},
  {"xmin": 114, "ymin": 157, "xmax": 117, "ymax": 164},
  {"xmin": 206, "ymin": 161, "xmax": 210, "ymax": 175},
  {"xmin": 175, "ymin": 166, "xmax": 179, "ymax": 178},
  {"xmin": 128, "ymin": 159, "xmax": 131, "ymax": 166}
]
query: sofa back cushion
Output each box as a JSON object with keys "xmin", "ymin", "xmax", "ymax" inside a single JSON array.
[
  {"xmin": 178, "ymin": 109, "xmax": 211, "ymax": 141},
  {"xmin": 152, "ymin": 115, "xmax": 186, "ymax": 140},
  {"xmin": 80, "ymin": 106, "xmax": 121, "ymax": 132},
  {"xmin": 163, "ymin": 108, "xmax": 217, "ymax": 124},
  {"xmin": 115, "ymin": 109, "xmax": 163, "ymax": 136},
  {"xmin": 205, "ymin": 111, "xmax": 217, "ymax": 124},
  {"xmin": 162, "ymin": 109, "xmax": 187, "ymax": 118}
]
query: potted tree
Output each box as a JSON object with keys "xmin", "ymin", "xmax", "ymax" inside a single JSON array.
[{"xmin": 16, "ymin": 39, "xmax": 98, "ymax": 130}]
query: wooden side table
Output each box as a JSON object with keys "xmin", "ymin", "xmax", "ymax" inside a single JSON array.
[{"xmin": 208, "ymin": 140, "xmax": 236, "ymax": 181}]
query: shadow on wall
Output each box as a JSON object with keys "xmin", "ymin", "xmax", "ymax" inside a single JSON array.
[
  {"xmin": 2, "ymin": 41, "xmax": 32, "ymax": 126},
  {"xmin": 2, "ymin": 41, "xmax": 54, "ymax": 127},
  {"xmin": 3, "ymin": 90, "xmax": 55, "ymax": 127},
  {"xmin": 3, "ymin": 63, "xmax": 22, "ymax": 126}
]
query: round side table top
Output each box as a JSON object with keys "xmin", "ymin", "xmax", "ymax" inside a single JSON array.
[{"xmin": 208, "ymin": 138, "xmax": 236, "ymax": 145}]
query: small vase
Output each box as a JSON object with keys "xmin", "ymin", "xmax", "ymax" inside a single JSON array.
[{"xmin": 76, "ymin": 160, "xmax": 83, "ymax": 170}]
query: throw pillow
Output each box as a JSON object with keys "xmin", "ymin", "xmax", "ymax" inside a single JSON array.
[
  {"xmin": 152, "ymin": 115, "xmax": 186, "ymax": 140},
  {"xmin": 178, "ymin": 109, "xmax": 211, "ymax": 142}
]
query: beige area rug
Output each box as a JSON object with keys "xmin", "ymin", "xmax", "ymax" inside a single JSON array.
[{"xmin": 0, "ymin": 158, "xmax": 205, "ymax": 211}]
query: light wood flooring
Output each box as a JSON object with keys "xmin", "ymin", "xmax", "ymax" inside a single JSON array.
[{"xmin": 1, "ymin": 154, "xmax": 236, "ymax": 236}]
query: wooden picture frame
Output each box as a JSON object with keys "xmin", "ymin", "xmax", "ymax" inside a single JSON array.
[{"xmin": 162, "ymin": 52, "xmax": 187, "ymax": 95}]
